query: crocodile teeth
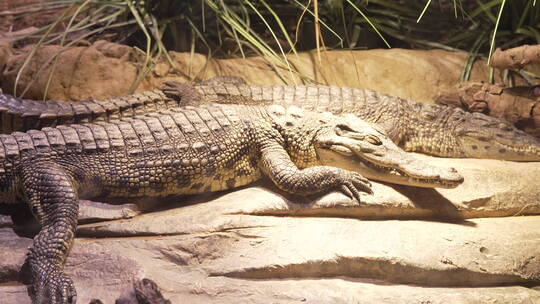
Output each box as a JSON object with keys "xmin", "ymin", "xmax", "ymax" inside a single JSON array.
[{"xmin": 360, "ymin": 157, "xmax": 461, "ymax": 187}]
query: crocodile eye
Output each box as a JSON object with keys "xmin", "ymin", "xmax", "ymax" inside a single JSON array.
[
  {"xmin": 498, "ymin": 123, "xmax": 512, "ymax": 131},
  {"xmin": 336, "ymin": 124, "xmax": 355, "ymax": 133},
  {"xmin": 366, "ymin": 134, "xmax": 382, "ymax": 145}
]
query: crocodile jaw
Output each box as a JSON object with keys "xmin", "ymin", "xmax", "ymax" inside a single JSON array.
[
  {"xmin": 458, "ymin": 134, "xmax": 540, "ymax": 161},
  {"xmin": 314, "ymin": 119, "xmax": 464, "ymax": 188},
  {"xmin": 452, "ymin": 113, "xmax": 540, "ymax": 161},
  {"xmin": 317, "ymin": 146, "xmax": 463, "ymax": 189}
]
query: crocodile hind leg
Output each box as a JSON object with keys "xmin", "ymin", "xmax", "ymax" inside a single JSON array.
[
  {"xmin": 260, "ymin": 147, "xmax": 373, "ymax": 202},
  {"xmin": 20, "ymin": 161, "xmax": 78, "ymax": 304}
]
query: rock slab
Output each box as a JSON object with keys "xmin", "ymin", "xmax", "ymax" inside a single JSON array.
[{"xmin": 1, "ymin": 156, "xmax": 540, "ymax": 303}]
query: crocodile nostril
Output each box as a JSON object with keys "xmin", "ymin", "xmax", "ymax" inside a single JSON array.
[{"xmin": 366, "ymin": 135, "xmax": 382, "ymax": 145}]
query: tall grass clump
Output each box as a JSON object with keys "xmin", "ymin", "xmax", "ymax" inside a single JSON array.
[{"xmin": 6, "ymin": 0, "xmax": 540, "ymax": 95}]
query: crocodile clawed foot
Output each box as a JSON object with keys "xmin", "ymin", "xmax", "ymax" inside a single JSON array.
[
  {"xmin": 32, "ymin": 270, "xmax": 77, "ymax": 304},
  {"xmin": 161, "ymin": 81, "xmax": 202, "ymax": 104},
  {"xmin": 336, "ymin": 170, "xmax": 373, "ymax": 203}
]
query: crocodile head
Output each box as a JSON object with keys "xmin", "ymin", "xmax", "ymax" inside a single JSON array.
[
  {"xmin": 453, "ymin": 111, "xmax": 540, "ymax": 161},
  {"xmin": 270, "ymin": 106, "xmax": 464, "ymax": 188}
]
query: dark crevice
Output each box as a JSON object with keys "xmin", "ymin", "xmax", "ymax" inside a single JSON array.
[
  {"xmin": 210, "ymin": 256, "xmax": 540, "ymax": 288},
  {"xmin": 76, "ymin": 224, "xmax": 272, "ymax": 239}
]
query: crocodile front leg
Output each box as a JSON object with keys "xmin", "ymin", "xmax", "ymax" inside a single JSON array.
[
  {"xmin": 21, "ymin": 161, "xmax": 78, "ymax": 304},
  {"xmin": 260, "ymin": 147, "xmax": 373, "ymax": 202}
]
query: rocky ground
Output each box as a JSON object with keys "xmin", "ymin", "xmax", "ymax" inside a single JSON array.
[
  {"xmin": 1, "ymin": 156, "xmax": 540, "ymax": 303},
  {"xmin": 0, "ymin": 42, "xmax": 540, "ymax": 303}
]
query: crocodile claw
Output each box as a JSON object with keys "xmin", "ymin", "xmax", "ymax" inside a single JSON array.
[
  {"xmin": 32, "ymin": 270, "xmax": 77, "ymax": 304},
  {"xmin": 337, "ymin": 170, "xmax": 373, "ymax": 203},
  {"xmin": 161, "ymin": 81, "xmax": 202, "ymax": 104}
]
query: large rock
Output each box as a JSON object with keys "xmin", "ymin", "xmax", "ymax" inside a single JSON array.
[
  {"xmin": 1, "ymin": 156, "xmax": 540, "ymax": 303},
  {"xmin": 2, "ymin": 213, "xmax": 540, "ymax": 303},
  {"xmin": 1, "ymin": 41, "xmax": 527, "ymax": 102},
  {"xmin": 3, "ymin": 211, "xmax": 540, "ymax": 304},
  {"xmin": 2, "ymin": 40, "xmax": 139, "ymax": 100}
]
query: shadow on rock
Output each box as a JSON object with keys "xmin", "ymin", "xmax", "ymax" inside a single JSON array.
[
  {"xmin": 90, "ymin": 278, "xmax": 171, "ymax": 304},
  {"xmin": 388, "ymin": 183, "xmax": 477, "ymax": 226}
]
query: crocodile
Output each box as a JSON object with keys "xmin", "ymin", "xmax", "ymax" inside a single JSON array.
[
  {"xmin": 1, "ymin": 101, "xmax": 465, "ymax": 303},
  {"xmin": 0, "ymin": 87, "xmax": 464, "ymax": 189},
  {"xmin": 1, "ymin": 78, "xmax": 539, "ymax": 161}
]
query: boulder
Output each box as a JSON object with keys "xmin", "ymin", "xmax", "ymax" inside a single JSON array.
[
  {"xmin": 1, "ymin": 41, "xmax": 527, "ymax": 102},
  {"xmin": 1, "ymin": 155, "xmax": 540, "ymax": 303},
  {"xmin": 2, "ymin": 40, "xmax": 139, "ymax": 100}
]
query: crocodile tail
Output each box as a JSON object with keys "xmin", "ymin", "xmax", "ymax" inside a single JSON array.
[
  {"xmin": 0, "ymin": 94, "xmax": 127, "ymax": 133},
  {"xmin": 0, "ymin": 131, "xmax": 35, "ymax": 203},
  {"xmin": 0, "ymin": 90, "xmax": 186, "ymax": 134},
  {"xmin": 0, "ymin": 94, "xmax": 76, "ymax": 133}
]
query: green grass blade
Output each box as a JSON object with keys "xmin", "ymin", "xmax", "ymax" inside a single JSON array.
[
  {"xmin": 487, "ymin": 0, "xmax": 506, "ymax": 65},
  {"xmin": 470, "ymin": 0, "xmax": 499, "ymax": 22},
  {"xmin": 13, "ymin": 2, "xmax": 75, "ymax": 97},
  {"xmin": 259, "ymin": 0, "xmax": 299, "ymax": 56},
  {"xmin": 204, "ymin": 1, "xmax": 284, "ymax": 64},
  {"xmin": 417, "ymin": 0, "xmax": 432, "ymax": 23},
  {"xmin": 291, "ymin": 0, "xmax": 343, "ymax": 46},
  {"xmin": 217, "ymin": 0, "xmax": 246, "ymax": 58},
  {"xmin": 44, "ymin": 0, "xmax": 94, "ymax": 99},
  {"xmin": 244, "ymin": 1, "xmax": 295, "ymax": 80},
  {"xmin": 344, "ymin": 0, "xmax": 391, "ymax": 48},
  {"xmin": 127, "ymin": 0, "xmax": 153, "ymax": 93}
]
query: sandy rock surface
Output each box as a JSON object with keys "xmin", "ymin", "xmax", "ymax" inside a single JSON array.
[
  {"xmin": 1, "ymin": 156, "xmax": 540, "ymax": 303},
  {"xmin": 1, "ymin": 41, "xmax": 139, "ymax": 100}
]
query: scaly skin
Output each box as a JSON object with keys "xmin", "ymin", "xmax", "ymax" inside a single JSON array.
[
  {"xmin": 1, "ymin": 102, "xmax": 460, "ymax": 303},
  {"xmin": 0, "ymin": 90, "xmax": 181, "ymax": 133},
  {"xmin": 194, "ymin": 77, "xmax": 540, "ymax": 161},
  {"xmin": 0, "ymin": 85, "xmax": 465, "ymax": 188},
  {"xmin": 4, "ymin": 103, "xmax": 369, "ymax": 303},
  {"xmin": 1, "ymin": 78, "xmax": 539, "ymax": 161}
]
